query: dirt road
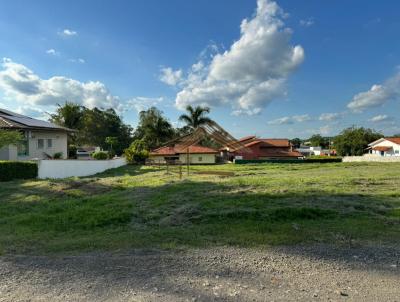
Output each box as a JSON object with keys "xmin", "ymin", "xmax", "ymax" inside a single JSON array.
[{"xmin": 0, "ymin": 245, "xmax": 399, "ymax": 302}]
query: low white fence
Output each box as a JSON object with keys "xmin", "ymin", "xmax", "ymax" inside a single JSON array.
[
  {"xmin": 343, "ymin": 155, "xmax": 400, "ymax": 162},
  {"xmin": 37, "ymin": 158, "xmax": 127, "ymax": 179}
]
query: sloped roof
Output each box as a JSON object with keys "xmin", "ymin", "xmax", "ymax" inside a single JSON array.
[
  {"xmin": 385, "ymin": 137, "xmax": 400, "ymax": 145},
  {"xmin": 0, "ymin": 108, "xmax": 75, "ymax": 132},
  {"xmin": 372, "ymin": 146, "xmax": 392, "ymax": 151},
  {"xmin": 151, "ymin": 144, "xmax": 218, "ymax": 156},
  {"xmin": 244, "ymin": 138, "xmax": 290, "ymax": 148}
]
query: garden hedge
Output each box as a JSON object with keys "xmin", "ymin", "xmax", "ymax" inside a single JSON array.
[
  {"xmin": 234, "ymin": 158, "xmax": 342, "ymax": 164},
  {"xmin": 0, "ymin": 161, "xmax": 38, "ymax": 181}
]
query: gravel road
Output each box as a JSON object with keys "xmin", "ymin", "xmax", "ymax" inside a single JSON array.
[{"xmin": 0, "ymin": 245, "xmax": 399, "ymax": 302}]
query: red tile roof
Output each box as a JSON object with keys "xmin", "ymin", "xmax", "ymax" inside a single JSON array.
[
  {"xmin": 151, "ymin": 144, "xmax": 218, "ymax": 156},
  {"xmin": 386, "ymin": 137, "xmax": 400, "ymax": 144},
  {"xmin": 244, "ymin": 139, "xmax": 290, "ymax": 148},
  {"xmin": 372, "ymin": 146, "xmax": 392, "ymax": 151},
  {"xmin": 238, "ymin": 135, "xmax": 256, "ymax": 142}
]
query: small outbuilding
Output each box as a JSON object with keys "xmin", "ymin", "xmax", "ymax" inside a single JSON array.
[{"xmin": 150, "ymin": 144, "xmax": 218, "ymax": 164}]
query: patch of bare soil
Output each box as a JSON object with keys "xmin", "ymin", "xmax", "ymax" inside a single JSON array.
[{"xmin": 0, "ymin": 245, "xmax": 399, "ymax": 302}]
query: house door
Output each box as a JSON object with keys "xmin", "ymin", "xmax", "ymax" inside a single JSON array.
[{"xmin": 380, "ymin": 151, "xmax": 384, "ymax": 156}]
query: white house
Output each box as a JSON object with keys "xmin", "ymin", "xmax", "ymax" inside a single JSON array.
[
  {"xmin": 367, "ymin": 137, "xmax": 400, "ymax": 157},
  {"xmin": 0, "ymin": 108, "xmax": 75, "ymax": 160}
]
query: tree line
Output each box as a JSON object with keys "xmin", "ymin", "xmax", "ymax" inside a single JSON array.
[
  {"xmin": 49, "ymin": 102, "xmax": 213, "ymax": 157},
  {"xmin": 290, "ymin": 127, "xmax": 391, "ymax": 156}
]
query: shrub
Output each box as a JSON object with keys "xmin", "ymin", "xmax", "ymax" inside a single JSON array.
[
  {"xmin": 0, "ymin": 161, "xmax": 38, "ymax": 181},
  {"xmin": 91, "ymin": 151, "xmax": 108, "ymax": 160},
  {"xmin": 124, "ymin": 139, "xmax": 149, "ymax": 164},
  {"xmin": 53, "ymin": 152, "xmax": 63, "ymax": 159},
  {"xmin": 68, "ymin": 145, "xmax": 77, "ymax": 159}
]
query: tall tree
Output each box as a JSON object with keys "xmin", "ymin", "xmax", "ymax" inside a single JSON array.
[
  {"xmin": 0, "ymin": 130, "xmax": 23, "ymax": 149},
  {"xmin": 133, "ymin": 107, "xmax": 174, "ymax": 149},
  {"xmin": 290, "ymin": 138, "xmax": 302, "ymax": 148},
  {"xmin": 334, "ymin": 126, "xmax": 383, "ymax": 156},
  {"xmin": 178, "ymin": 105, "xmax": 212, "ymax": 129},
  {"xmin": 307, "ymin": 134, "xmax": 330, "ymax": 148}
]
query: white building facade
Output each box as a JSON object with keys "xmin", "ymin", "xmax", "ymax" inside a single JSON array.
[{"xmin": 367, "ymin": 138, "xmax": 400, "ymax": 157}]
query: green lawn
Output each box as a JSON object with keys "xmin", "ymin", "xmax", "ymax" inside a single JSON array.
[{"xmin": 0, "ymin": 162, "xmax": 399, "ymax": 254}]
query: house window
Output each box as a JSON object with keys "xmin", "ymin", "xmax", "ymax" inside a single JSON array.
[
  {"xmin": 395, "ymin": 150, "xmax": 399, "ymax": 154},
  {"xmin": 17, "ymin": 138, "xmax": 29, "ymax": 156},
  {"xmin": 47, "ymin": 139, "xmax": 53, "ymax": 148},
  {"xmin": 38, "ymin": 139, "xmax": 44, "ymax": 149},
  {"xmin": 198, "ymin": 156, "xmax": 203, "ymax": 162}
]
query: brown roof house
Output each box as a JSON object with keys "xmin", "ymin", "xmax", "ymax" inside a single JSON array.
[
  {"xmin": 150, "ymin": 144, "xmax": 218, "ymax": 164},
  {"xmin": 0, "ymin": 108, "xmax": 75, "ymax": 160},
  {"xmin": 223, "ymin": 135, "xmax": 303, "ymax": 161}
]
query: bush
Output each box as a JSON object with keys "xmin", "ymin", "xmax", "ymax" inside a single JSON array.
[
  {"xmin": 91, "ymin": 151, "xmax": 108, "ymax": 160},
  {"xmin": 68, "ymin": 145, "xmax": 77, "ymax": 159},
  {"xmin": 53, "ymin": 152, "xmax": 63, "ymax": 159},
  {"xmin": 124, "ymin": 139, "xmax": 149, "ymax": 164},
  {"xmin": 0, "ymin": 161, "xmax": 38, "ymax": 181}
]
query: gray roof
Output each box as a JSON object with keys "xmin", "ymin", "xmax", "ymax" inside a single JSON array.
[{"xmin": 0, "ymin": 108, "xmax": 75, "ymax": 132}]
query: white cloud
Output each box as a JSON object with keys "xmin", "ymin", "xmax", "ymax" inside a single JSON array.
[
  {"xmin": 0, "ymin": 58, "xmax": 121, "ymax": 110},
  {"xmin": 299, "ymin": 18, "xmax": 314, "ymax": 27},
  {"xmin": 318, "ymin": 125, "xmax": 332, "ymax": 136},
  {"xmin": 69, "ymin": 58, "xmax": 85, "ymax": 64},
  {"xmin": 319, "ymin": 112, "xmax": 342, "ymax": 121},
  {"xmin": 59, "ymin": 29, "xmax": 78, "ymax": 36},
  {"xmin": 267, "ymin": 114, "xmax": 311, "ymax": 125},
  {"xmin": 125, "ymin": 96, "xmax": 163, "ymax": 113},
  {"xmin": 159, "ymin": 67, "xmax": 183, "ymax": 86},
  {"xmin": 368, "ymin": 114, "xmax": 393, "ymax": 123},
  {"xmin": 161, "ymin": 0, "xmax": 304, "ymax": 115},
  {"xmin": 347, "ymin": 72, "xmax": 400, "ymax": 112},
  {"xmin": 46, "ymin": 49, "xmax": 60, "ymax": 56}
]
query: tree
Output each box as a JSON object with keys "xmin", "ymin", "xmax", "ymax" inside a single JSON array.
[
  {"xmin": 124, "ymin": 139, "xmax": 149, "ymax": 164},
  {"xmin": 308, "ymin": 134, "xmax": 330, "ymax": 148},
  {"xmin": 334, "ymin": 126, "xmax": 383, "ymax": 156},
  {"xmin": 290, "ymin": 138, "xmax": 302, "ymax": 148},
  {"xmin": 133, "ymin": 107, "xmax": 174, "ymax": 149},
  {"xmin": 50, "ymin": 102, "xmax": 84, "ymax": 130},
  {"xmin": 179, "ymin": 105, "xmax": 212, "ymax": 130},
  {"xmin": 0, "ymin": 130, "xmax": 23, "ymax": 149},
  {"xmin": 50, "ymin": 103, "xmax": 132, "ymax": 155},
  {"xmin": 105, "ymin": 136, "xmax": 118, "ymax": 151}
]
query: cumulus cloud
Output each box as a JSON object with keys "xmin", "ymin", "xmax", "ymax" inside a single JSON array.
[
  {"xmin": 299, "ymin": 18, "xmax": 314, "ymax": 27},
  {"xmin": 347, "ymin": 72, "xmax": 400, "ymax": 112},
  {"xmin": 319, "ymin": 112, "xmax": 342, "ymax": 121},
  {"xmin": 125, "ymin": 96, "xmax": 163, "ymax": 113},
  {"xmin": 368, "ymin": 114, "xmax": 393, "ymax": 123},
  {"xmin": 59, "ymin": 29, "xmax": 77, "ymax": 36},
  {"xmin": 159, "ymin": 67, "xmax": 183, "ymax": 86},
  {"xmin": 0, "ymin": 58, "xmax": 121, "ymax": 110},
  {"xmin": 161, "ymin": 0, "xmax": 304, "ymax": 115},
  {"xmin": 267, "ymin": 114, "xmax": 311, "ymax": 125}
]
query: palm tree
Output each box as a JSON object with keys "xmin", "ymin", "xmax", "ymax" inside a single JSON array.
[{"xmin": 178, "ymin": 105, "xmax": 213, "ymax": 129}]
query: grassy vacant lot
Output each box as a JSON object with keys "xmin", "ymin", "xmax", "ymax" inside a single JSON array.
[{"xmin": 0, "ymin": 162, "xmax": 399, "ymax": 254}]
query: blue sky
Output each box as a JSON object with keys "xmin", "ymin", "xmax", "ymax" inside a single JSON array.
[{"xmin": 1, "ymin": 0, "xmax": 400, "ymax": 138}]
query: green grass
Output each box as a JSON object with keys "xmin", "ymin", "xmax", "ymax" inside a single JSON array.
[{"xmin": 0, "ymin": 162, "xmax": 400, "ymax": 254}]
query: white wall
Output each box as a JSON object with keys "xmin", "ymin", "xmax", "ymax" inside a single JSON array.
[
  {"xmin": 37, "ymin": 157, "xmax": 126, "ymax": 179},
  {"xmin": 23, "ymin": 131, "xmax": 68, "ymax": 160},
  {"xmin": 343, "ymin": 155, "xmax": 400, "ymax": 162}
]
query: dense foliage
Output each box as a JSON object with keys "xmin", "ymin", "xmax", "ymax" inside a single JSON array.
[
  {"xmin": 124, "ymin": 139, "xmax": 149, "ymax": 164},
  {"xmin": 0, "ymin": 161, "xmax": 38, "ymax": 181},
  {"xmin": 50, "ymin": 103, "xmax": 132, "ymax": 155},
  {"xmin": 91, "ymin": 151, "xmax": 109, "ymax": 160},
  {"xmin": 133, "ymin": 107, "xmax": 175, "ymax": 150},
  {"xmin": 334, "ymin": 127, "xmax": 383, "ymax": 156},
  {"xmin": 0, "ymin": 130, "xmax": 23, "ymax": 149},
  {"xmin": 178, "ymin": 105, "xmax": 212, "ymax": 129}
]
